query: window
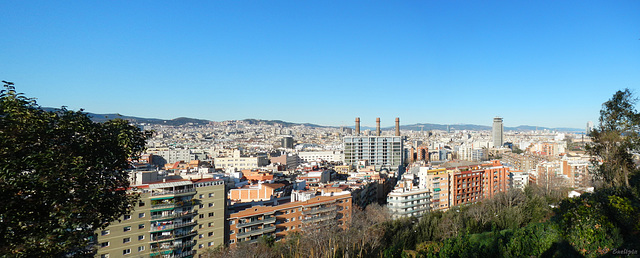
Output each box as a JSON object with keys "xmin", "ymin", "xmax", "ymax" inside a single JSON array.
[
  {"xmin": 124, "ymin": 226, "xmax": 131, "ymax": 232},
  {"xmin": 209, "ymin": 203, "xmax": 214, "ymax": 207},
  {"xmin": 208, "ymin": 222, "xmax": 213, "ymax": 227},
  {"xmin": 138, "ymin": 235, "xmax": 144, "ymax": 241},
  {"xmin": 199, "ymin": 234, "xmax": 204, "ymax": 239},
  {"xmin": 138, "ymin": 224, "xmax": 145, "ymax": 229},
  {"xmin": 123, "ymin": 249, "xmax": 131, "ymax": 255},
  {"xmin": 208, "ymin": 241, "xmax": 214, "ymax": 247},
  {"xmin": 199, "ymin": 194, "xmax": 204, "ymax": 198},
  {"xmin": 199, "ymin": 224, "xmax": 203, "ymax": 229},
  {"xmin": 138, "ymin": 212, "xmax": 145, "ymax": 218},
  {"xmin": 123, "ymin": 237, "xmax": 131, "ymax": 243},
  {"xmin": 138, "ymin": 201, "xmax": 145, "ymax": 207},
  {"xmin": 124, "ymin": 215, "xmax": 131, "ymax": 220},
  {"xmin": 208, "ymin": 232, "xmax": 214, "ymax": 237},
  {"xmin": 199, "ymin": 244, "xmax": 204, "ymax": 249},
  {"xmin": 208, "ymin": 212, "xmax": 214, "ymax": 217},
  {"xmin": 199, "ymin": 204, "xmax": 204, "ymax": 208},
  {"xmin": 101, "ymin": 230, "xmax": 110, "ymax": 236},
  {"xmin": 138, "ymin": 246, "xmax": 144, "ymax": 252},
  {"xmin": 209, "ymin": 193, "xmax": 214, "ymax": 197},
  {"xmin": 100, "ymin": 242, "xmax": 110, "ymax": 248},
  {"xmin": 199, "ymin": 214, "xmax": 204, "ymax": 219},
  {"xmin": 100, "ymin": 254, "xmax": 109, "ymax": 258}
]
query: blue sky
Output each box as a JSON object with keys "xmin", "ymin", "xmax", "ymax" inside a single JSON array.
[{"xmin": 1, "ymin": 1, "xmax": 639, "ymax": 128}]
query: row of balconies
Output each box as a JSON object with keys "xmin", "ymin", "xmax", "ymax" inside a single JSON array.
[
  {"xmin": 303, "ymin": 212, "xmax": 336, "ymax": 224},
  {"xmin": 151, "ymin": 210, "xmax": 197, "ymax": 220},
  {"xmin": 151, "ymin": 188, "xmax": 196, "ymax": 196},
  {"xmin": 302, "ymin": 205, "xmax": 337, "ymax": 215},
  {"xmin": 389, "ymin": 201, "xmax": 429, "ymax": 209},
  {"xmin": 237, "ymin": 217, "xmax": 277, "ymax": 228},
  {"xmin": 396, "ymin": 206, "xmax": 429, "ymax": 215},
  {"xmin": 174, "ymin": 250, "xmax": 196, "ymax": 258},
  {"xmin": 236, "ymin": 225, "xmax": 276, "ymax": 238},
  {"xmin": 151, "ymin": 200, "xmax": 197, "ymax": 209},
  {"xmin": 150, "ymin": 240, "xmax": 196, "ymax": 252},
  {"xmin": 396, "ymin": 194, "xmax": 430, "ymax": 203},
  {"xmin": 151, "ymin": 230, "xmax": 197, "ymax": 242},
  {"xmin": 150, "ymin": 221, "xmax": 197, "ymax": 233}
]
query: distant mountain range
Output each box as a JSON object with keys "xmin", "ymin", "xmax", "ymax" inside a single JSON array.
[
  {"xmin": 42, "ymin": 108, "xmax": 211, "ymax": 126},
  {"xmin": 394, "ymin": 123, "xmax": 583, "ymax": 132},
  {"xmin": 41, "ymin": 108, "xmax": 583, "ymax": 132}
]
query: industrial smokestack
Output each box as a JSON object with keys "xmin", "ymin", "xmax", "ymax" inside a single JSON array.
[
  {"xmin": 395, "ymin": 117, "xmax": 400, "ymax": 136},
  {"xmin": 376, "ymin": 117, "xmax": 381, "ymax": 136},
  {"xmin": 355, "ymin": 117, "xmax": 360, "ymax": 135}
]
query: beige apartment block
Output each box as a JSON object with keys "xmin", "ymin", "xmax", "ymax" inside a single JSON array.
[{"xmin": 94, "ymin": 178, "xmax": 225, "ymax": 258}]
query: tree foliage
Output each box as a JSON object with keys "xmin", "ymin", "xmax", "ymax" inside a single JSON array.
[
  {"xmin": 587, "ymin": 88, "xmax": 640, "ymax": 188},
  {"xmin": 0, "ymin": 81, "xmax": 150, "ymax": 256}
]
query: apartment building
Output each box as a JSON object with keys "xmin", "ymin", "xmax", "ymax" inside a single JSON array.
[
  {"xmin": 297, "ymin": 150, "xmax": 344, "ymax": 163},
  {"xmin": 269, "ymin": 153, "xmax": 300, "ymax": 170},
  {"xmin": 502, "ymin": 152, "xmax": 553, "ymax": 173},
  {"xmin": 412, "ymin": 160, "xmax": 511, "ymax": 211},
  {"xmin": 94, "ymin": 178, "xmax": 225, "ymax": 258},
  {"xmin": 479, "ymin": 160, "xmax": 510, "ymax": 199},
  {"xmin": 214, "ymin": 152, "xmax": 269, "ymax": 171},
  {"xmin": 451, "ymin": 169, "xmax": 483, "ymax": 206},
  {"xmin": 228, "ymin": 194, "xmax": 352, "ymax": 247},
  {"xmin": 419, "ymin": 168, "xmax": 451, "ymax": 211},
  {"xmin": 343, "ymin": 136, "xmax": 404, "ymax": 172},
  {"xmin": 509, "ymin": 170, "xmax": 529, "ymax": 190},
  {"xmin": 387, "ymin": 180, "xmax": 431, "ymax": 219},
  {"xmin": 562, "ymin": 160, "xmax": 591, "ymax": 188}
]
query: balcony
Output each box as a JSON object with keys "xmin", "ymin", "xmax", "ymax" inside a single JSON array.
[
  {"xmin": 397, "ymin": 206, "xmax": 429, "ymax": 215},
  {"xmin": 150, "ymin": 221, "xmax": 197, "ymax": 232},
  {"xmin": 392, "ymin": 195, "xmax": 429, "ymax": 203},
  {"xmin": 152, "ymin": 188, "xmax": 196, "ymax": 197},
  {"xmin": 303, "ymin": 213, "xmax": 336, "ymax": 224},
  {"xmin": 175, "ymin": 250, "xmax": 196, "ymax": 258},
  {"xmin": 150, "ymin": 240, "xmax": 196, "ymax": 252},
  {"xmin": 389, "ymin": 201, "xmax": 430, "ymax": 209},
  {"xmin": 302, "ymin": 205, "xmax": 337, "ymax": 215},
  {"xmin": 151, "ymin": 231, "xmax": 197, "ymax": 242},
  {"xmin": 243, "ymin": 238, "xmax": 260, "ymax": 245},
  {"xmin": 236, "ymin": 225, "xmax": 276, "ymax": 238},
  {"xmin": 151, "ymin": 200, "xmax": 196, "ymax": 210},
  {"xmin": 237, "ymin": 217, "xmax": 277, "ymax": 228},
  {"xmin": 151, "ymin": 210, "xmax": 197, "ymax": 221}
]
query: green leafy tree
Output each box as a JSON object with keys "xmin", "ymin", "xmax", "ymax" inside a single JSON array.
[
  {"xmin": 503, "ymin": 222, "xmax": 560, "ymax": 257},
  {"xmin": 587, "ymin": 88, "xmax": 640, "ymax": 188},
  {"xmin": 0, "ymin": 81, "xmax": 150, "ymax": 256}
]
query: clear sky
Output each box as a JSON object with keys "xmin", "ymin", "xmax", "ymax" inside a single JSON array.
[{"xmin": 1, "ymin": 1, "xmax": 639, "ymax": 129}]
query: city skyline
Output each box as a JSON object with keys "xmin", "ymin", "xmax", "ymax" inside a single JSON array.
[{"xmin": 2, "ymin": 1, "xmax": 639, "ymax": 129}]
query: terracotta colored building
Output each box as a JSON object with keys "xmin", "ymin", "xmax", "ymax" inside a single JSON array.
[
  {"xmin": 227, "ymin": 194, "xmax": 352, "ymax": 247},
  {"xmin": 479, "ymin": 160, "xmax": 510, "ymax": 199}
]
